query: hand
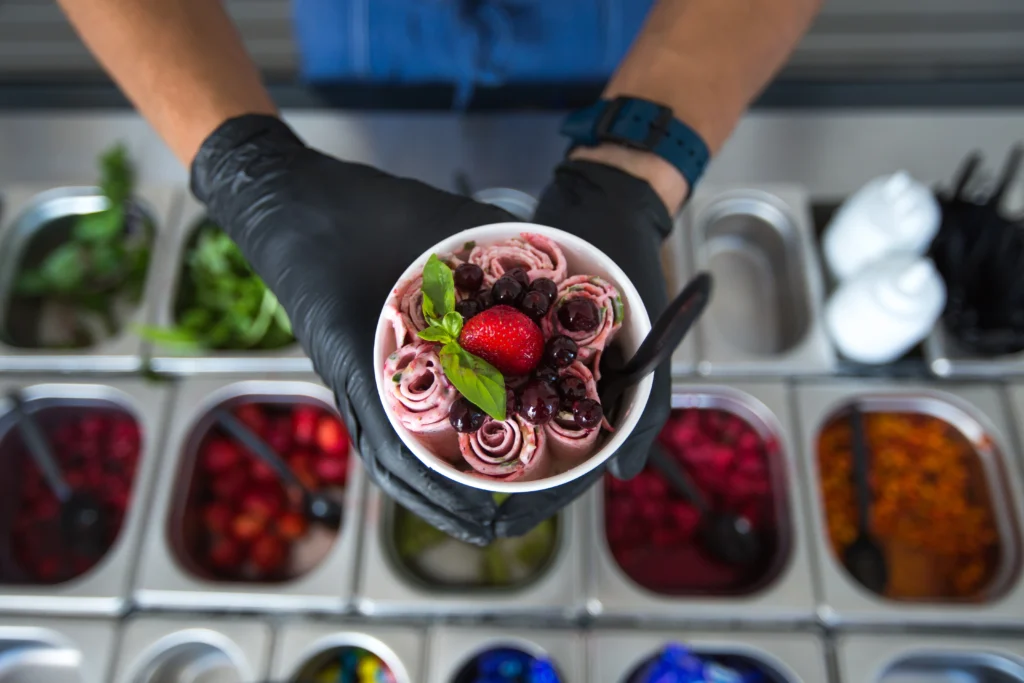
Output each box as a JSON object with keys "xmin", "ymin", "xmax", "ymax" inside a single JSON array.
[
  {"xmin": 495, "ymin": 160, "xmax": 673, "ymax": 537},
  {"xmin": 190, "ymin": 114, "xmax": 516, "ymax": 545}
]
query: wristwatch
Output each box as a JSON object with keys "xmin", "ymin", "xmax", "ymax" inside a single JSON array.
[{"xmin": 560, "ymin": 96, "xmax": 710, "ymax": 190}]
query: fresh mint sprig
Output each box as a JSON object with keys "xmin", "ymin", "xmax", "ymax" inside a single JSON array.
[{"xmin": 417, "ymin": 254, "xmax": 506, "ymax": 421}]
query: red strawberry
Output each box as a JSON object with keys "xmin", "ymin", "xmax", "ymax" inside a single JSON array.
[
  {"xmin": 316, "ymin": 416, "xmax": 348, "ymax": 456},
  {"xmin": 292, "ymin": 405, "xmax": 319, "ymax": 445},
  {"xmin": 458, "ymin": 305, "xmax": 544, "ymax": 376}
]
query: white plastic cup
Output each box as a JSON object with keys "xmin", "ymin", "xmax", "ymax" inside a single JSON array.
[
  {"xmin": 823, "ymin": 171, "xmax": 941, "ymax": 281},
  {"xmin": 373, "ymin": 223, "xmax": 653, "ymax": 493}
]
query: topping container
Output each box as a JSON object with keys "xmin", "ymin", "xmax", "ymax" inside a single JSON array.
[
  {"xmin": 835, "ymin": 633, "xmax": 1024, "ymax": 683},
  {"xmin": 146, "ymin": 195, "xmax": 313, "ymax": 373},
  {"xmin": 356, "ymin": 484, "xmax": 585, "ymax": 616},
  {"xmin": 0, "ymin": 379, "xmax": 168, "ymax": 614},
  {"xmin": 0, "ymin": 185, "xmax": 180, "ymax": 372},
  {"xmin": 589, "ymin": 630, "xmax": 828, "ymax": 683},
  {"xmin": 270, "ymin": 622, "xmax": 423, "ymax": 683},
  {"xmin": 685, "ymin": 186, "xmax": 835, "ymax": 375},
  {"xmin": 426, "ymin": 626, "xmax": 583, "ymax": 683},
  {"xmin": 0, "ymin": 617, "xmax": 118, "ymax": 683},
  {"xmin": 587, "ymin": 381, "xmax": 816, "ymax": 621},
  {"xmin": 111, "ymin": 616, "xmax": 272, "ymax": 683},
  {"xmin": 661, "ymin": 211, "xmax": 698, "ymax": 375},
  {"xmin": 133, "ymin": 376, "xmax": 365, "ymax": 611},
  {"xmin": 796, "ymin": 381, "xmax": 1024, "ymax": 625}
]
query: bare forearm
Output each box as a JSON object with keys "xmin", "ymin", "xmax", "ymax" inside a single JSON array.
[
  {"xmin": 57, "ymin": 0, "xmax": 276, "ymax": 164},
  {"xmin": 575, "ymin": 0, "xmax": 822, "ymax": 212}
]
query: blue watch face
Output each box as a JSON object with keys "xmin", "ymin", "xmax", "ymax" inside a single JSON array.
[{"xmin": 560, "ymin": 97, "xmax": 709, "ymax": 189}]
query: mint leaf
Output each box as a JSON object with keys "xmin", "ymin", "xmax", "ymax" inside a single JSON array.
[
  {"xmin": 74, "ymin": 206, "xmax": 124, "ymax": 243},
  {"xmin": 440, "ymin": 342, "xmax": 506, "ymax": 421},
  {"xmin": 417, "ymin": 325, "xmax": 453, "ymax": 344},
  {"xmin": 442, "ymin": 311, "xmax": 463, "ymax": 339},
  {"xmin": 421, "ymin": 254, "xmax": 456, "ymax": 320}
]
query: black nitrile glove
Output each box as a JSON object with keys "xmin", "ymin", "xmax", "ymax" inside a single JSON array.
[
  {"xmin": 191, "ymin": 114, "xmax": 515, "ymax": 545},
  {"xmin": 495, "ymin": 160, "xmax": 673, "ymax": 537}
]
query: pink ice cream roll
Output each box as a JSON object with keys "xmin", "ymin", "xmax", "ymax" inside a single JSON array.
[
  {"xmin": 545, "ymin": 361, "xmax": 606, "ymax": 466},
  {"xmin": 382, "ymin": 342, "xmax": 459, "ymax": 460},
  {"xmin": 468, "ymin": 232, "xmax": 568, "ymax": 287},
  {"xmin": 383, "ymin": 254, "xmax": 463, "ymax": 347},
  {"xmin": 542, "ymin": 275, "xmax": 623, "ymax": 380},
  {"xmin": 459, "ymin": 414, "xmax": 550, "ymax": 482}
]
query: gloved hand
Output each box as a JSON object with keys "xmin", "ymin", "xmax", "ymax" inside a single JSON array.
[
  {"xmin": 191, "ymin": 114, "xmax": 514, "ymax": 545},
  {"xmin": 495, "ymin": 160, "xmax": 673, "ymax": 537}
]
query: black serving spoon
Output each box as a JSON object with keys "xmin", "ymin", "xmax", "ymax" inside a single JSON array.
[
  {"xmin": 599, "ymin": 272, "xmax": 712, "ymax": 411},
  {"xmin": 843, "ymin": 404, "xmax": 888, "ymax": 594},
  {"xmin": 648, "ymin": 442, "xmax": 762, "ymax": 567},
  {"xmin": 215, "ymin": 410, "xmax": 342, "ymax": 530},
  {"xmin": 7, "ymin": 392, "xmax": 108, "ymax": 568}
]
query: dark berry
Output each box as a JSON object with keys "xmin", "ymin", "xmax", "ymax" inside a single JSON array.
[
  {"xmin": 557, "ymin": 376, "xmax": 587, "ymax": 409},
  {"xmin": 519, "ymin": 380, "xmax": 560, "ymax": 425},
  {"xmin": 545, "ymin": 335, "xmax": 578, "ymax": 368},
  {"xmin": 492, "ymin": 276, "xmax": 524, "ymax": 306},
  {"xmin": 530, "ymin": 278, "xmax": 558, "ymax": 304},
  {"xmin": 476, "ymin": 289, "xmax": 494, "ymax": 309},
  {"xmin": 505, "ymin": 388, "xmax": 520, "ymax": 417},
  {"xmin": 449, "ymin": 398, "xmax": 486, "ymax": 433},
  {"xmin": 557, "ymin": 298, "xmax": 600, "ymax": 332},
  {"xmin": 534, "ymin": 365, "xmax": 559, "ymax": 385},
  {"xmin": 519, "ymin": 290, "xmax": 550, "ymax": 321},
  {"xmin": 453, "ymin": 263, "xmax": 484, "ymax": 293},
  {"xmin": 573, "ymin": 398, "xmax": 603, "ymax": 429},
  {"xmin": 455, "ymin": 299, "xmax": 481, "ymax": 320},
  {"xmin": 505, "ymin": 267, "xmax": 530, "ymax": 288}
]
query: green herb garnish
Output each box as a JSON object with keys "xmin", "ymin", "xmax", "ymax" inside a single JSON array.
[
  {"xmin": 416, "ymin": 254, "xmax": 506, "ymax": 420},
  {"xmin": 136, "ymin": 223, "xmax": 293, "ymax": 350}
]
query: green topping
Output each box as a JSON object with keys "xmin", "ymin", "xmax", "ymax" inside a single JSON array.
[
  {"xmin": 463, "ymin": 240, "xmax": 477, "ymax": 251},
  {"xmin": 613, "ymin": 295, "xmax": 624, "ymax": 324},
  {"xmin": 420, "ymin": 254, "xmax": 455, "ymax": 322},
  {"xmin": 392, "ymin": 372, "xmax": 402, "ymax": 383}
]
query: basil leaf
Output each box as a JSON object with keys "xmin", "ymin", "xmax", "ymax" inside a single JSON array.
[
  {"xmin": 74, "ymin": 206, "xmax": 124, "ymax": 243},
  {"xmin": 440, "ymin": 342, "xmax": 506, "ymax": 421},
  {"xmin": 442, "ymin": 311, "xmax": 463, "ymax": 339},
  {"xmin": 417, "ymin": 325, "xmax": 453, "ymax": 344},
  {"xmin": 421, "ymin": 254, "xmax": 455, "ymax": 320},
  {"xmin": 613, "ymin": 295, "xmax": 624, "ymax": 325}
]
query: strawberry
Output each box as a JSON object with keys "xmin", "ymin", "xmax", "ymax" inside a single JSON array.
[
  {"xmin": 458, "ymin": 305, "xmax": 544, "ymax": 376},
  {"xmin": 315, "ymin": 416, "xmax": 348, "ymax": 456},
  {"xmin": 292, "ymin": 405, "xmax": 320, "ymax": 445}
]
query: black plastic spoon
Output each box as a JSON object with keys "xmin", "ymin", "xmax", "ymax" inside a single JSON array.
[
  {"xmin": 215, "ymin": 410, "xmax": 342, "ymax": 530},
  {"xmin": 648, "ymin": 442, "xmax": 761, "ymax": 567},
  {"xmin": 7, "ymin": 392, "xmax": 107, "ymax": 565},
  {"xmin": 843, "ymin": 404, "xmax": 888, "ymax": 594},
  {"xmin": 600, "ymin": 272, "xmax": 712, "ymax": 411}
]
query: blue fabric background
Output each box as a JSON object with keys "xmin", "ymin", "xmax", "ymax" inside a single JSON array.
[{"xmin": 293, "ymin": 0, "xmax": 653, "ymax": 104}]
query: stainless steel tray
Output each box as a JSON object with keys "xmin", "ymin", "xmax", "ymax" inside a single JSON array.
[
  {"xmin": 355, "ymin": 484, "xmax": 585, "ymax": 617},
  {"xmin": 111, "ymin": 615, "xmax": 272, "ymax": 683},
  {"xmin": 146, "ymin": 194, "xmax": 313, "ymax": 374},
  {"xmin": 425, "ymin": 626, "xmax": 584, "ymax": 683},
  {"xmin": 835, "ymin": 633, "xmax": 1024, "ymax": 683},
  {"xmin": 661, "ymin": 212, "xmax": 698, "ymax": 375},
  {"xmin": 0, "ymin": 378, "xmax": 170, "ymax": 614},
  {"xmin": 925, "ymin": 322, "xmax": 1024, "ymax": 378},
  {"xmin": 684, "ymin": 186, "xmax": 835, "ymax": 375},
  {"xmin": 794, "ymin": 380, "xmax": 1024, "ymax": 626},
  {"xmin": 996, "ymin": 383, "xmax": 1024, "ymax": 483},
  {"xmin": 0, "ymin": 616, "xmax": 119, "ymax": 683},
  {"xmin": 588, "ymin": 629, "xmax": 829, "ymax": 683},
  {"xmin": 133, "ymin": 375, "xmax": 365, "ymax": 612},
  {"xmin": 586, "ymin": 381, "xmax": 817, "ymax": 621},
  {"xmin": 0, "ymin": 185, "xmax": 181, "ymax": 372},
  {"xmin": 270, "ymin": 621, "xmax": 425, "ymax": 683}
]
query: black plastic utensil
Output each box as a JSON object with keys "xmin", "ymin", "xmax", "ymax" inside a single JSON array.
[
  {"xmin": 843, "ymin": 405, "xmax": 888, "ymax": 594},
  {"xmin": 215, "ymin": 410, "xmax": 342, "ymax": 530},
  {"xmin": 7, "ymin": 392, "xmax": 107, "ymax": 565},
  {"xmin": 600, "ymin": 272, "xmax": 712, "ymax": 410},
  {"xmin": 648, "ymin": 442, "xmax": 761, "ymax": 567}
]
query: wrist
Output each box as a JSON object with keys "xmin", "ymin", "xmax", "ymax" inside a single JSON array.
[{"xmin": 569, "ymin": 143, "xmax": 690, "ymax": 215}]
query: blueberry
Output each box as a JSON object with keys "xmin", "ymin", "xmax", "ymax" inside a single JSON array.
[
  {"xmin": 533, "ymin": 365, "xmax": 559, "ymax": 385},
  {"xmin": 519, "ymin": 290, "xmax": 550, "ymax": 321},
  {"xmin": 573, "ymin": 398, "xmax": 603, "ymax": 429},
  {"xmin": 545, "ymin": 335, "xmax": 578, "ymax": 368},
  {"xmin": 455, "ymin": 299, "xmax": 481, "ymax": 320},
  {"xmin": 557, "ymin": 298, "xmax": 600, "ymax": 332},
  {"xmin": 449, "ymin": 397, "xmax": 486, "ymax": 433},
  {"xmin": 557, "ymin": 376, "xmax": 587, "ymax": 409},
  {"xmin": 492, "ymin": 276, "xmax": 524, "ymax": 306},
  {"xmin": 519, "ymin": 380, "xmax": 560, "ymax": 425},
  {"xmin": 504, "ymin": 267, "xmax": 530, "ymax": 288},
  {"xmin": 476, "ymin": 289, "xmax": 494, "ymax": 309},
  {"xmin": 505, "ymin": 388, "xmax": 520, "ymax": 417},
  {"xmin": 530, "ymin": 278, "xmax": 558, "ymax": 304},
  {"xmin": 453, "ymin": 263, "xmax": 484, "ymax": 292}
]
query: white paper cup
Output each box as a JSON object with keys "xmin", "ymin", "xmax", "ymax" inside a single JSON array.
[{"xmin": 373, "ymin": 223, "xmax": 653, "ymax": 493}]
